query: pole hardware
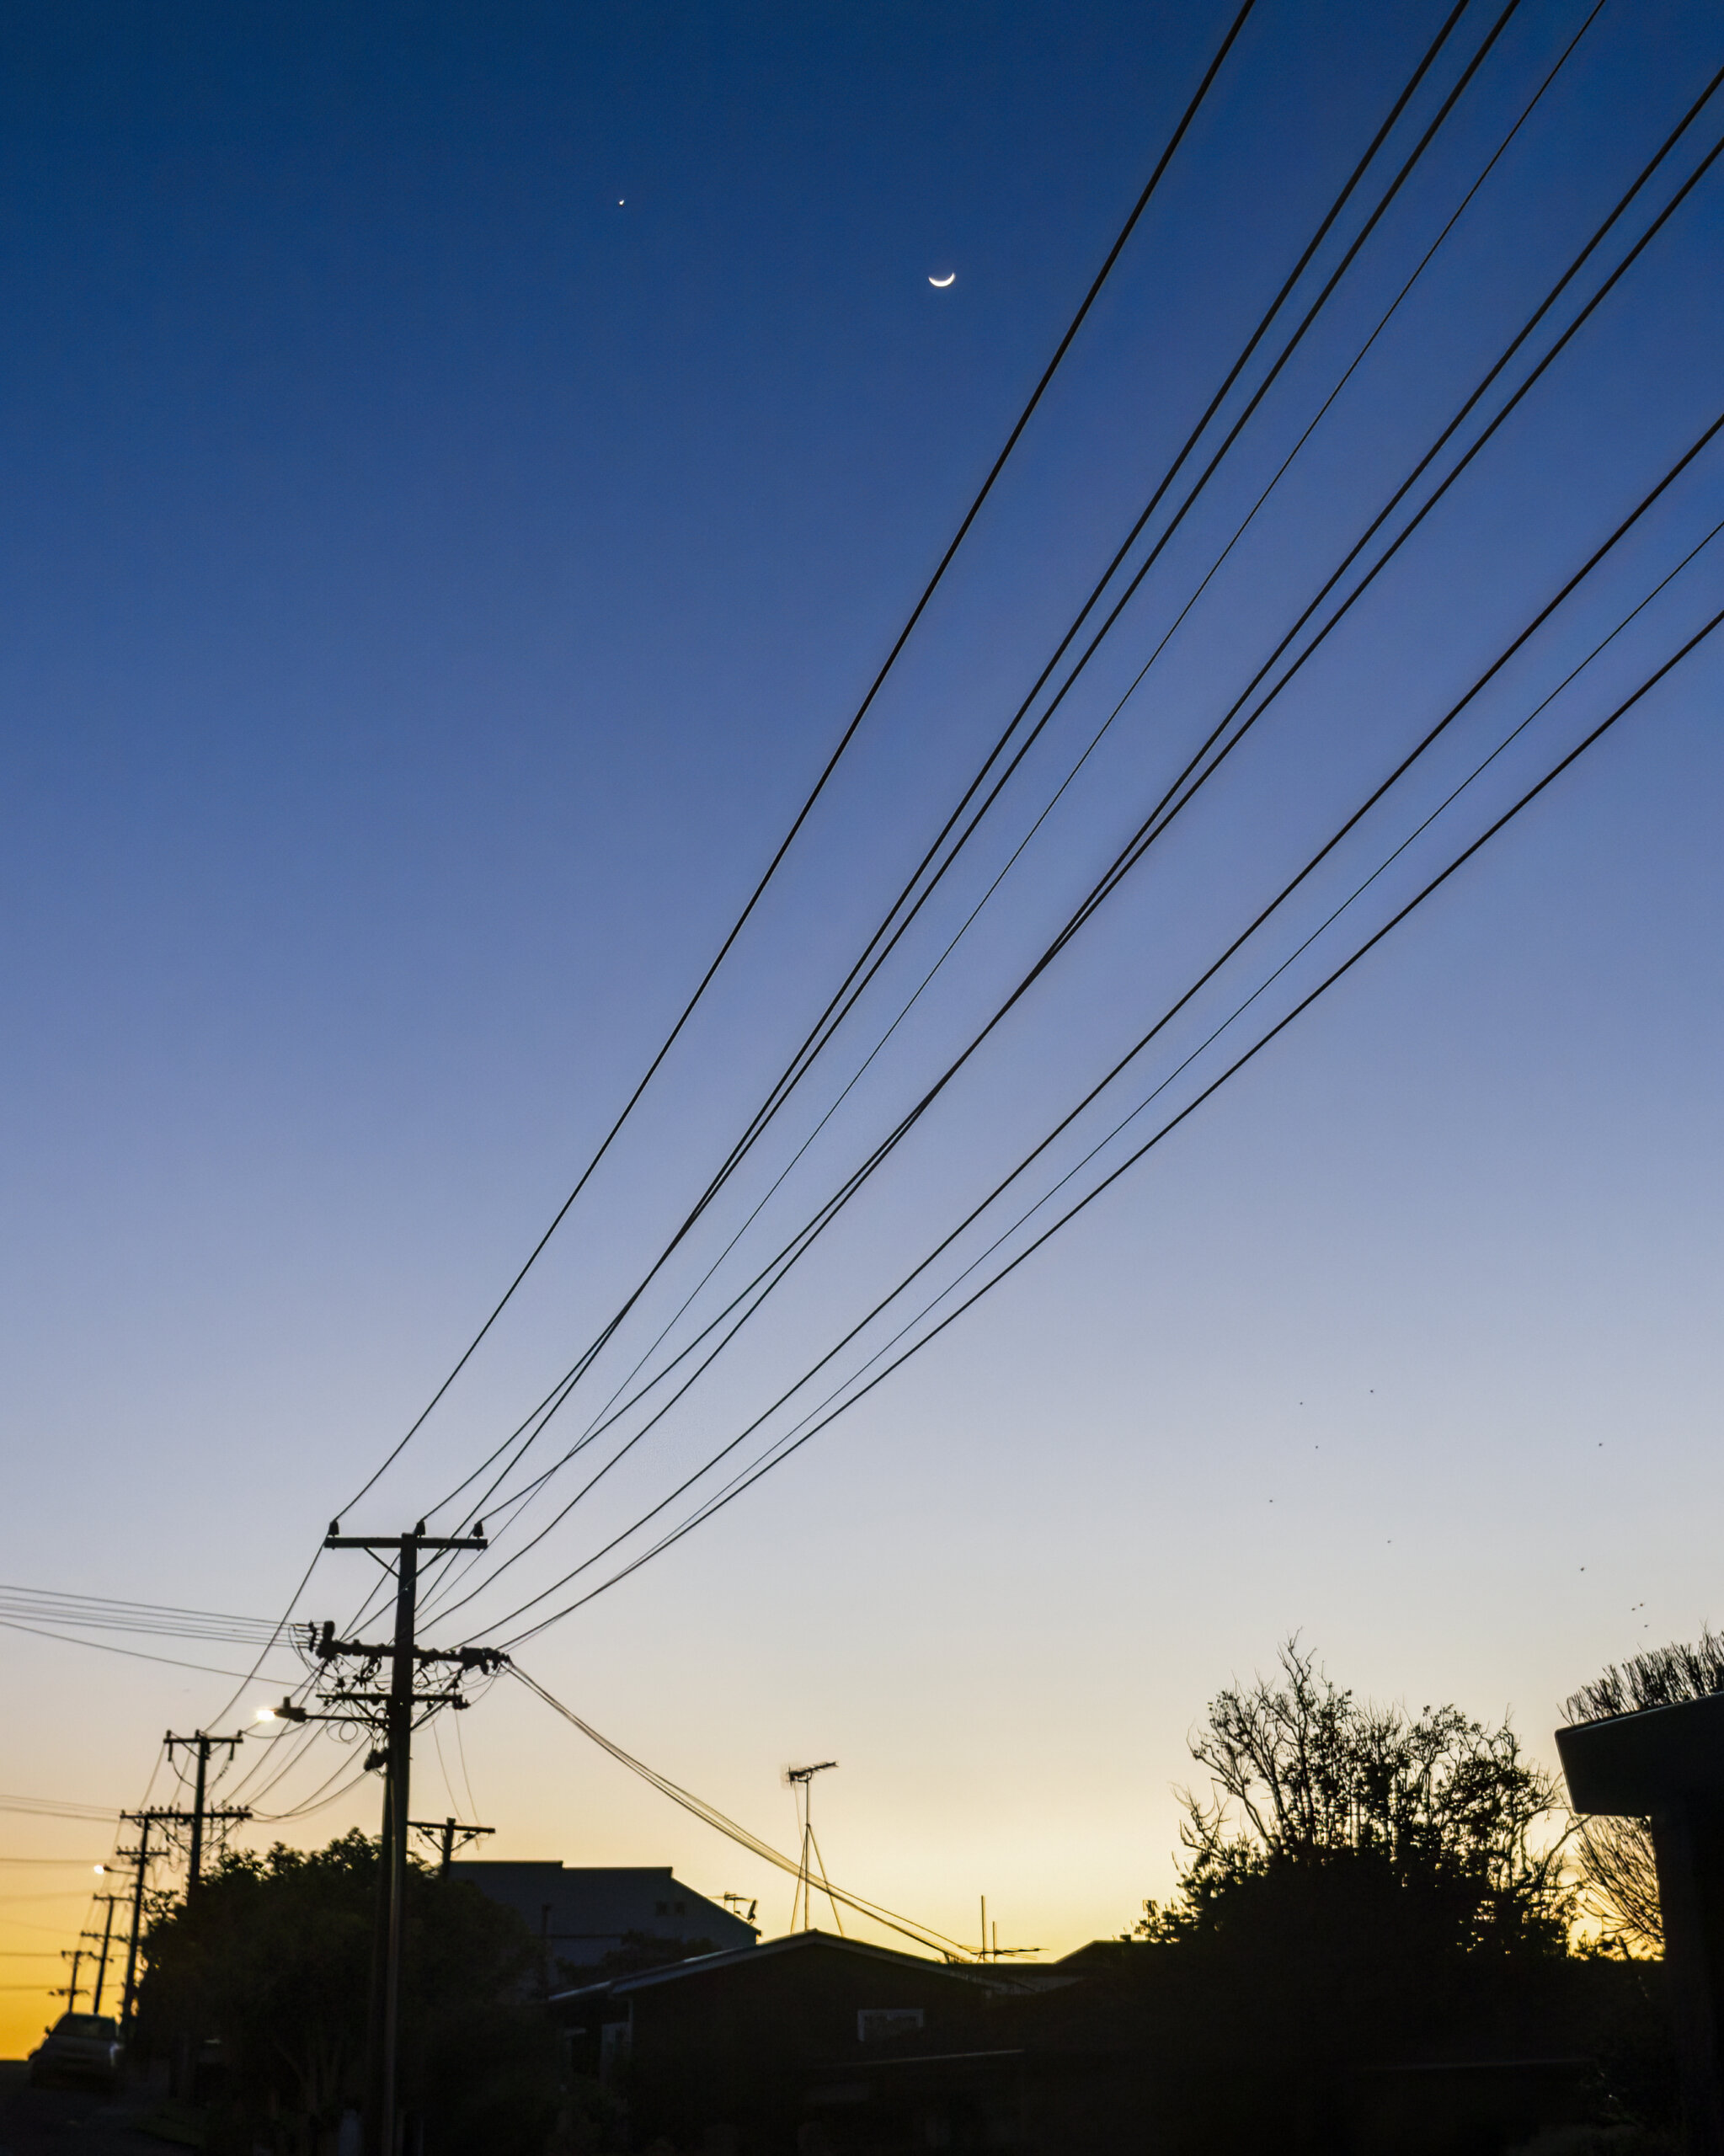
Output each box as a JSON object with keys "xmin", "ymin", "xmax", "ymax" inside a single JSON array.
[
  {"xmin": 163, "ymin": 1733, "xmax": 248, "ymax": 1896},
  {"xmin": 408, "ymin": 1817, "xmax": 495, "ymax": 1875},
  {"xmin": 318, "ymin": 1524, "xmax": 490, "ymax": 2156}
]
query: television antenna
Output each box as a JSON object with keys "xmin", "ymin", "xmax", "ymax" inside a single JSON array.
[
  {"xmin": 784, "ymin": 1761, "xmax": 841, "ymax": 1933},
  {"xmin": 978, "ymin": 1893, "xmax": 1038, "ymax": 1961}
]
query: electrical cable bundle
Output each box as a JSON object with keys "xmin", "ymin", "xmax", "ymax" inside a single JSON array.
[
  {"xmin": 381, "ymin": 3, "xmax": 1724, "ymax": 1652},
  {"xmin": 61, "ymin": 1, "xmax": 1723, "ymax": 1913}
]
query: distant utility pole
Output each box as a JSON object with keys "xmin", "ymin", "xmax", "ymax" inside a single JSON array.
[
  {"xmin": 88, "ymin": 1894, "xmax": 124, "ymax": 2015},
  {"xmin": 57, "ymin": 1946, "xmax": 83, "ymax": 2009},
  {"xmin": 163, "ymin": 1731, "xmax": 247, "ymax": 1893},
  {"xmin": 114, "ymin": 1817, "xmax": 159, "ymax": 2029},
  {"xmin": 141, "ymin": 1768, "xmax": 248, "ymax": 2098},
  {"xmin": 408, "ymin": 1817, "xmax": 495, "ymax": 1876},
  {"xmin": 122, "ymin": 1802, "xmax": 251, "ymax": 1899},
  {"xmin": 319, "ymin": 1518, "xmax": 495, "ymax": 2156}
]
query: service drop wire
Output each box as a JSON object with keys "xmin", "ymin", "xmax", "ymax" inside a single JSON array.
[
  {"xmin": 423, "ymin": 0, "xmax": 1498, "ymax": 1549},
  {"xmin": 513, "ymin": 1667, "xmax": 979, "ymax": 1961},
  {"xmin": 222, "ymin": 1684, "xmax": 340, "ymax": 1812},
  {"xmin": 440, "ymin": 420, "xmax": 1723, "ymax": 1635},
  {"xmin": 197, "ymin": 1544, "xmax": 329, "ymax": 1738},
  {"xmin": 334, "ymin": 0, "xmax": 1262, "ymax": 1524},
  {"xmin": 426, "ymin": 106, "xmax": 1724, "ymax": 1610},
  {"xmin": 254, "ymin": 1774, "xmax": 371, "ymax": 1826},
  {"xmin": 452, "ymin": 1705, "xmax": 483, "ymax": 1825},
  {"xmin": 494, "ymin": 604, "xmax": 1724, "ymax": 1642},
  {"xmin": 412, "ymin": 0, "xmax": 1610, "ymax": 1620},
  {"xmin": 243, "ymin": 1738, "xmax": 360, "ymax": 1822}
]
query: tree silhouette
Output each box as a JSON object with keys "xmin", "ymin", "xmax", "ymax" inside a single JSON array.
[
  {"xmin": 138, "ymin": 1830, "xmax": 561, "ymax": 2155},
  {"xmin": 1563, "ymin": 1625, "xmax": 1724, "ymax": 1956},
  {"xmin": 1140, "ymin": 1636, "xmax": 1570, "ymax": 1950},
  {"xmin": 1094, "ymin": 1641, "xmax": 1668, "ymax": 2156}
]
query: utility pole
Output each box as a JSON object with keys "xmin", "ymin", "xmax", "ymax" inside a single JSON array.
[
  {"xmin": 58, "ymin": 1946, "xmax": 83, "ymax": 2009},
  {"xmin": 88, "ymin": 1895, "xmax": 123, "ymax": 2015},
  {"xmin": 408, "ymin": 1817, "xmax": 495, "ymax": 1876},
  {"xmin": 118, "ymin": 1800, "xmax": 247, "ymax": 2093},
  {"xmin": 122, "ymin": 1806, "xmax": 249, "ymax": 1913},
  {"xmin": 322, "ymin": 1518, "xmax": 491, "ymax": 2156},
  {"xmin": 163, "ymin": 1732, "xmax": 246, "ymax": 1893},
  {"xmin": 115, "ymin": 1817, "xmax": 156, "ymax": 2031}
]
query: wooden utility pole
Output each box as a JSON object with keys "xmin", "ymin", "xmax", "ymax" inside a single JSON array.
[
  {"xmin": 115, "ymin": 1817, "xmax": 157, "ymax": 2031},
  {"xmin": 323, "ymin": 1520, "xmax": 489, "ymax": 2156},
  {"xmin": 114, "ymin": 1805, "xmax": 246, "ymax": 2019},
  {"xmin": 88, "ymin": 1894, "xmax": 123, "ymax": 2015},
  {"xmin": 120, "ymin": 1796, "xmax": 248, "ymax": 2093},
  {"xmin": 163, "ymin": 1732, "xmax": 246, "ymax": 1893},
  {"xmin": 408, "ymin": 1816, "xmax": 495, "ymax": 1876}
]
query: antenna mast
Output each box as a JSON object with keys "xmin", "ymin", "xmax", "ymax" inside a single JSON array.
[{"xmin": 785, "ymin": 1761, "xmax": 841, "ymax": 1933}]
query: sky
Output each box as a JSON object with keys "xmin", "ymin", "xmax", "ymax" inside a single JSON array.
[{"xmin": 2, "ymin": 0, "xmax": 1722, "ymax": 2050}]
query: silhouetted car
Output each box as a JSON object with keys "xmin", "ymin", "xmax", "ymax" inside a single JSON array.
[{"xmin": 28, "ymin": 2010, "xmax": 121, "ymax": 2088}]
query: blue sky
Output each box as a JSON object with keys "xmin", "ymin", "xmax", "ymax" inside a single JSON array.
[{"xmin": 1, "ymin": 0, "xmax": 1721, "ymax": 2024}]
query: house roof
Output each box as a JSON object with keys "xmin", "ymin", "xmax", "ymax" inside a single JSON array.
[
  {"xmin": 451, "ymin": 1860, "xmax": 757, "ymax": 1956},
  {"xmin": 547, "ymin": 1927, "xmax": 1072, "ymax": 2007}
]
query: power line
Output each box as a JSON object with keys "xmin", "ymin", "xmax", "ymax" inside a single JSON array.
[
  {"xmin": 0, "ymin": 1616, "xmax": 295, "ymax": 1684},
  {"xmin": 415, "ymin": 3, "xmax": 1630, "ymax": 1613},
  {"xmin": 454, "ymin": 411, "xmax": 1694, "ymax": 1595},
  {"xmin": 0, "ymin": 1794, "xmax": 120, "ymax": 1822},
  {"xmin": 0, "ymin": 1583, "xmax": 283, "ymax": 1644},
  {"xmin": 96, "ymin": 13, "xmax": 1719, "ymax": 1844},
  {"xmin": 190, "ymin": 1545, "xmax": 330, "ymax": 1747},
  {"xmin": 416, "ymin": 0, "xmax": 1508, "ymax": 1562},
  {"xmin": 471, "ymin": 0, "xmax": 1606, "ymax": 1545},
  {"xmin": 339, "ymin": 0, "xmax": 1262, "ymax": 1521},
  {"xmin": 402, "ymin": 1, "xmax": 1513, "ymax": 1644},
  {"xmin": 513, "ymin": 1668, "xmax": 980, "ymax": 1961},
  {"xmin": 488, "ymin": 601, "xmax": 1724, "ymax": 1641},
  {"xmin": 430, "ymin": 115, "xmax": 1724, "ymax": 1627},
  {"xmin": 668, "ymin": 521, "xmax": 1724, "ymax": 1558}
]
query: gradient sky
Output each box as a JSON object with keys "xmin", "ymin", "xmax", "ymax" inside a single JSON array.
[{"xmin": 3, "ymin": 0, "xmax": 1722, "ymax": 2050}]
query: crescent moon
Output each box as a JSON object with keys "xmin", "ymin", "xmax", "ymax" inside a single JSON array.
[{"xmin": 929, "ymin": 272, "xmax": 955, "ymax": 288}]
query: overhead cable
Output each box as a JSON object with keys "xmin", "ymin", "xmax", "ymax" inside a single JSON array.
[
  {"xmin": 0, "ymin": 1794, "xmax": 120, "ymax": 1823},
  {"xmin": 432, "ymin": 84, "xmax": 1724, "ymax": 1612},
  {"xmin": 489, "ymin": 602, "xmax": 1724, "ymax": 1640},
  {"xmin": 423, "ymin": 407, "xmax": 1724, "ymax": 1629},
  {"xmin": 420, "ymin": 0, "xmax": 1502, "ymax": 1549},
  {"xmin": 514, "ymin": 1666, "xmax": 986, "ymax": 1961},
  {"xmin": 340, "ymin": 0, "xmax": 1263, "ymax": 1518}
]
